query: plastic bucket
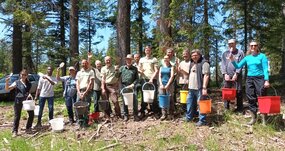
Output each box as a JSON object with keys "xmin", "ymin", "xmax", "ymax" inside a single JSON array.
[
  {"xmin": 22, "ymin": 100, "xmax": 35, "ymax": 111},
  {"xmin": 98, "ymin": 100, "xmax": 109, "ymax": 111},
  {"xmin": 49, "ymin": 118, "xmax": 64, "ymax": 132},
  {"xmin": 159, "ymin": 94, "xmax": 170, "ymax": 108},
  {"xmin": 199, "ymin": 98, "xmax": 211, "ymax": 114},
  {"xmin": 121, "ymin": 88, "xmax": 134, "ymax": 107},
  {"xmin": 34, "ymin": 105, "xmax": 40, "ymax": 116},
  {"xmin": 73, "ymin": 101, "xmax": 89, "ymax": 116},
  {"xmin": 180, "ymin": 90, "xmax": 188, "ymax": 104},
  {"xmin": 142, "ymin": 83, "xmax": 155, "ymax": 103},
  {"xmin": 258, "ymin": 87, "xmax": 280, "ymax": 114},
  {"xmin": 89, "ymin": 112, "xmax": 100, "ymax": 120},
  {"xmin": 222, "ymin": 88, "xmax": 236, "ymax": 100}
]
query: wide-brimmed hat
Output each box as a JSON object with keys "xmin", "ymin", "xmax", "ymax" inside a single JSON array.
[
  {"xmin": 228, "ymin": 39, "xmax": 236, "ymax": 44},
  {"xmin": 125, "ymin": 54, "xmax": 133, "ymax": 59},
  {"xmin": 68, "ymin": 66, "xmax": 76, "ymax": 71}
]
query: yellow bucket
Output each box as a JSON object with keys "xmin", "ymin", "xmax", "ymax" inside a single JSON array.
[{"xmin": 180, "ymin": 90, "xmax": 188, "ymax": 104}]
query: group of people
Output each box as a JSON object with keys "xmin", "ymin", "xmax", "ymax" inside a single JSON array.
[{"xmin": 5, "ymin": 38, "xmax": 270, "ymax": 137}]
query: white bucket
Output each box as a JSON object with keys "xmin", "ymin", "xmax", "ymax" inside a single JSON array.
[
  {"xmin": 22, "ymin": 100, "xmax": 35, "ymax": 111},
  {"xmin": 142, "ymin": 83, "xmax": 156, "ymax": 103},
  {"xmin": 121, "ymin": 88, "xmax": 134, "ymax": 107},
  {"xmin": 49, "ymin": 118, "xmax": 64, "ymax": 132},
  {"xmin": 34, "ymin": 105, "xmax": 40, "ymax": 116}
]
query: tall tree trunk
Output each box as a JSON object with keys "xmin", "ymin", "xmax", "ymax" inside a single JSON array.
[
  {"xmin": 60, "ymin": 0, "xmax": 66, "ymax": 75},
  {"xmin": 23, "ymin": 25, "xmax": 35, "ymax": 73},
  {"xmin": 12, "ymin": 19, "xmax": 22, "ymax": 73},
  {"xmin": 243, "ymin": 0, "xmax": 248, "ymax": 82},
  {"xmin": 138, "ymin": 0, "xmax": 143, "ymax": 56},
  {"xmin": 117, "ymin": 0, "xmax": 131, "ymax": 66},
  {"xmin": 215, "ymin": 38, "xmax": 219, "ymax": 86},
  {"xmin": 70, "ymin": 0, "xmax": 79, "ymax": 69},
  {"xmin": 203, "ymin": 0, "xmax": 210, "ymax": 60},
  {"xmin": 159, "ymin": 0, "xmax": 172, "ymax": 52},
  {"xmin": 280, "ymin": 37, "xmax": 285, "ymax": 75}
]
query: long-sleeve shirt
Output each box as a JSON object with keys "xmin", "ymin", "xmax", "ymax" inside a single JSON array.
[
  {"xmin": 231, "ymin": 53, "xmax": 269, "ymax": 81},
  {"xmin": 221, "ymin": 49, "xmax": 244, "ymax": 76}
]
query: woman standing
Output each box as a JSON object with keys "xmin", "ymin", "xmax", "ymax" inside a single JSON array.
[
  {"xmin": 229, "ymin": 41, "xmax": 270, "ymax": 125},
  {"xmin": 158, "ymin": 55, "xmax": 174, "ymax": 120},
  {"xmin": 56, "ymin": 66, "xmax": 77, "ymax": 124},
  {"xmin": 5, "ymin": 69, "xmax": 34, "ymax": 137}
]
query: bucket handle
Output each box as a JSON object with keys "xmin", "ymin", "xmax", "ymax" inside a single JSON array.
[
  {"xmin": 222, "ymin": 80, "xmax": 237, "ymax": 89},
  {"xmin": 260, "ymin": 86, "xmax": 277, "ymax": 96},
  {"xmin": 199, "ymin": 95, "xmax": 211, "ymax": 101},
  {"xmin": 25, "ymin": 94, "xmax": 33, "ymax": 101},
  {"xmin": 142, "ymin": 82, "xmax": 156, "ymax": 91},
  {"xmin": 120, "ymin": 87, "xmax": 134, "ymax": 94}
]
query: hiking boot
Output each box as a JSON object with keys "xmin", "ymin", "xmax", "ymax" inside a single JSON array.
[
  {"xmin": 12, "ymin": 131, "xmax": 18, "ymax": 137},
  {"xmin": 134, "ymin": 116, "xmax": 140, "ymax": 122},
  {"xmin": 195, "ymin": 121, "xmax": 207, "ymax": 127},
  {"xmin": 247, "ymin": 110, "xmax": 257, "ymax": 125},
  {"xmin": 138, "ymin": 112, "xmax": 145, "ymax": 120},
  {"xmin": 25, "ymin": 128, "xmax": 33, "ymax": 134},
  {"xmin": 34, "ymin": 123, "xmax": 42, "ymax": 130},
  {"xmin": 160, "ymin": 114, "xmax": 166, "ymax": 121},
  {"xmin": 123, "ymin": 116, "xmax": 129, "ymax": 122}
]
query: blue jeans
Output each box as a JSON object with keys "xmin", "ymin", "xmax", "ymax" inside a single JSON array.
[
  {"xmin": 185, "ymin": 90, "xmax": 206, "ymax": 123},
  {"xmin": 37, "ymin": 96, "xmax": 54, "ymax": 125},
  {"xmin": 93, "ymin": 90, "xmax": 101, "ymax": 112},
  {"xmin": 65, "ymin": 95, "xmax": 76, "ymax": 121}
]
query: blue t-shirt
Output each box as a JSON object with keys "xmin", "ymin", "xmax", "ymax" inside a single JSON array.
[
  {"xmin": 232, "ymin": 53, "xmax": 269, "ymax": 80},
  {"xmin": 160, "ymin": 66, "xmax": 171, "ymax": 86}
]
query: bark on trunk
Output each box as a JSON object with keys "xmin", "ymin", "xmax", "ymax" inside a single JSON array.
[
  {"xmin": 12, "ymin": 19, "xmax": 23, "ymax": 73},
  {"xmin": 117, "ymin": 0, "xmax": 131, "ymax": 66},
  {"xmin": 70, "ymin": 0, "xmax": 79, "ymax": 66},
  {"xmin": 159, "ymin": 0, "xmax": 172, "ymax": 53}
]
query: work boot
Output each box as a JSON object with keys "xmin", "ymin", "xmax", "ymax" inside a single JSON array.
[
  {"xmin": 160, "ymin": 110, "xmax": 167, "ymax": 121},
  {"xmin": 247, "ymin": 110, "xmax": 257, "ymax": 125},
  {"xmin": 123, "ymin": 115, "xmax": 129, "ymax": 122},
  {"xmin": 12, "ymin": 131, "xmax": 18, "ymax": 137}
]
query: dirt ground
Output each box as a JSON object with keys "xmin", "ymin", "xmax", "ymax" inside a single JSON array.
[{"xmin": 1, "ymin": 91, "xmax": 285, "ymax": 150}]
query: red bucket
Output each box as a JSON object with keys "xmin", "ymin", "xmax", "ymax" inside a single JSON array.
[
  {"xmin": 222, "ymin": 88, "xmax": 236, "ymax": 100},
  {"xmin": 89, "ymin": 112, "xmax": 100, "ymax": 120},
  {"xmin": 258, "ymin": 96, "xmax": 281, "ymax": 114}
]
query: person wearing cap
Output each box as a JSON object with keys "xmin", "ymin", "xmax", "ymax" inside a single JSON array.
[
  {"xmin": 158, "ymin": 55, "xmax": 175, "ymax": 120},
  {"xmin": 221, "ymin": 39, "xmax": 244, "ymax": 112},
  {"xmin": 229, "ymin": 41, "xmax": 270, "ymax": 125},
  {"xmin": 119, "ymin": 54, "xmax": 139, "ymax": 121},
  {"xmin": 76, "ymin": 59, "xmax": 95, "ymax": 113},
  {"xmin": 101, "ymin": 56, "xmax": 121, "ymax": 119},
  {"xmin": 138, "ymin": 45, "xmax": 160, "ymax": 119},
  {"xmin": 185, "ymin": 49, "xmax": 210, "ymax": 126},
  {"xmin": 56, "ymin": 66, "xmax": 77, "ymax": 124}
]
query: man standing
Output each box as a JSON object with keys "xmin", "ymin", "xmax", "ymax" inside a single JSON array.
[
  {"xmin": 76, "ymin": 59, "xmax": 95, "ymax": 113},
  {"xmin": 185, "ymin": 49, "xmax": 210, "ymax": 126},
  {"xmin": 138, "ymin": 46, "xmax": 159, "ymax": 119},
  {"xmin": 92, "ymin": 60, "xmax": 102, "ymax": 112},
  {"xmin": 221, "ymin": 39, "xmax": 244, "ymax": 112},
  {"xmin": 35, "ymin": 66, "xmax": 58, "ymax": 128},
  {"xmin": 119, "ymin": 54, "xmax": 139, "ymax": 121},
  {"xmin": 101, "ymin": 56, "xmax": 121, "ymax": 118}
]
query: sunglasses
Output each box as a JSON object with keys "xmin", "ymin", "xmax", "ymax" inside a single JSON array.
[{"xmin": 250, "ymin": 45, "xmax": 257, "ymax": 47}]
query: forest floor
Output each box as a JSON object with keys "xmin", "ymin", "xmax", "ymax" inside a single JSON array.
[{"xmin": 0, "ymin": 75, "xmax": 285, "ymax": 150}]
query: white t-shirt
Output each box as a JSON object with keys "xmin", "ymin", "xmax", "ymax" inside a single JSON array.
[
  {"xmin": 139, "ymin": 56, "xmax": 158, "ymax": 79},
  {"xmin": 37, "ymin": 75, "xmax": 57, "ymax": 97}
]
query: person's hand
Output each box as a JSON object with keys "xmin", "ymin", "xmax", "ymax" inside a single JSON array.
[
  {"xmin": 57, "ymin": 67, "xmax": 61, "ymax": 72},
  {"xmin": 126, "ymin": 84, "xmax": 134, "ymax": 89},
  {"xmin": 264, "ymin": 81, "xmax": 270, "ymax": 88},
  {"xmin": 160, "ymin": 85, "xmax": 164, "ymax": 89},
  {"xmin": 149, "ymin": 79, "xmax": 153, "ymax": 84},
  {"xmin": 88, "ymin": 52, "xmax": 93, "ymax": 59},
  {"xmin": 42, "ymin": 75, "xmax": 47, "ymax": 79},
  {"xmin": 5, "ymin": 77, "xmax": 10, "ymax": 83},
  {"xmin": 224, "ymin": 74, "xmax": 230, "ymax": 81},
  {"xmin": 232, "ymin": 73, "xmax": 238, "ymax": 81},
  {"xmin": 227, "ymin": 53, "xmax": 234, "ymax": 61},
  {"xmin": 202, "ymin": 89, "xmax": 208, "ymax": 96},
  {"xmin": 102, "ymin": 88, "xmax": 106, "ymax": 95},
  {"xmin": 165, "ymin": 85, "xmax": 169, "ymax": 90}
]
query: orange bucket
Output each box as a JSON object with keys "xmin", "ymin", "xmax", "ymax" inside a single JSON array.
[
  {"xmin": 222, "ymin": 88, "xmax": 236, "ymax": 100},
  {"xmin": 199, "ymin": 99, "xmax": 211, "ymax": 114}
]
